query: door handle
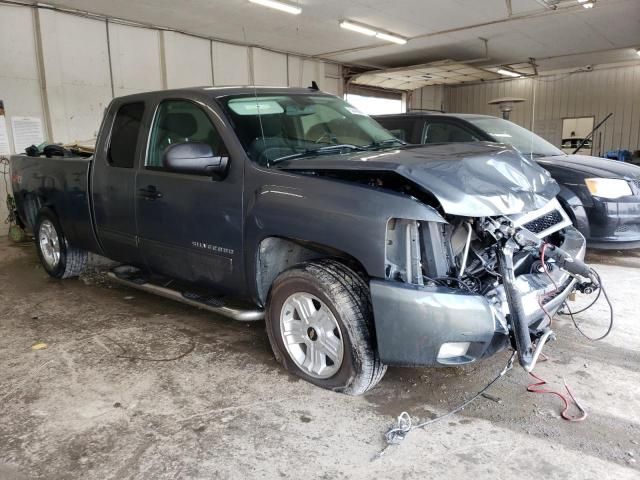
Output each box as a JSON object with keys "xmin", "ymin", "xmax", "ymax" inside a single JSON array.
[{"xmin": 138, "ymin": 186, "xmax": 163, "ymax": 200}]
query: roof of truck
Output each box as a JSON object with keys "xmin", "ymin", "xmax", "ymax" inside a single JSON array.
[
  {"xmin": 114, "ymin": 86, "xmax": 331, "ymax": 102},
  {"xmin": 374, "ymin": 112, "xmax": 497, "ymax": 120}
]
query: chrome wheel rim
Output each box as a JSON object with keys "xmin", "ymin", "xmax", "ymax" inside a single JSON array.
[
  {"xmin": 279, "ymin": 292, "xmax": 344, "ymax": 379},
  {"xmin": 38, "ymin": 220, "xmax": 61, "ymax": 269}
]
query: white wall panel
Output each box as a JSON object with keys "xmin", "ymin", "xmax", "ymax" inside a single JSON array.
[
  {"xmin": 322, "ymin": 77, "xmax": 341, "ymax": 96},
  {"xmin": 39, "ymin": 10, "xmax": 112, "ymax": 143},
  {"xmin": 164, "ymin": 32, "xmax": 212, "ymax": 88},
  {"xmin": 211, "ymin": 41, "xmax": 250, "ymax": 86},
  {"xmin": 288, "ymin": 56, "xmax": 324, "ymax": 89},
  {"xmin": 436, "ymin": 63, "xmax": 640, "ymax": 155},
  {"xmin": 251, "ymin": 48, "xmax": 287, "ymax": 86},
  {"xmin": 0, "ymin": 5, "xmax": 45, "ymax": 148},
  {"xmin": 109, "ymin": 23, "xmax": 163, "ymax": 96},
  {"xmin": 0, "ymin": 5, "xmax": 45, "ymax": 233},
  {"xmin": 323, "ymin": 63, "xmax": 342, "ymax": 96}
]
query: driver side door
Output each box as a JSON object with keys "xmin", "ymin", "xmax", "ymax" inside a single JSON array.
[{"xmin": 135, "ymin": 98, "xmax": 244, "ymax": 292}]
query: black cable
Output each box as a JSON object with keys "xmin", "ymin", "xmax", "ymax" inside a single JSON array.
[
  {"xmin": 422, "ymin": 275, "xmax": 470, "ymax": 291},
  {"xmin": 434, "ymin": 276, "xmax": 473, "ymax": 291},
  {"xmin": 562, "ymin": 269, "xmax": 613, "ymax": 341},
  {"xmin": 378, "ymin": 351, "xmax": 516, "ymax": 458},
  {"xmin": 560, "ymin": 284, "xmax": 601, "ymax": 315}
]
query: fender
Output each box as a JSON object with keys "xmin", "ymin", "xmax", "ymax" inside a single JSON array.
[
  {"xmin": 556, "ymin": 184, "xmax": 590, "ymax": 239},
  {"xmin": 243, "ymin": 166, "xmax": 446, "ymax": 303}
]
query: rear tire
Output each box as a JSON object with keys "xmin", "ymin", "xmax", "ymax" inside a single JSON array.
[
  {"xmin": 34, "ymin": 208, "xmax": 87, "ymax": 279},
  {"xmin": 265, "ymin": 259, "xmax": 386, "ymax": 395}
]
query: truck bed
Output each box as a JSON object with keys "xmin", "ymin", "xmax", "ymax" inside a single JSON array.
[{"xmin": 10, "ymin": 154, "xmax": 99, "ymax": 253}]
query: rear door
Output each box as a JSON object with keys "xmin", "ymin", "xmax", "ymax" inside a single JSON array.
[
  {"xmin": 135, "ymin": 97, "xmax": 244, "ymax": 292},
  {"xmin": 92, "ymin": 100, "xmax": 147, "ymax": 265}
]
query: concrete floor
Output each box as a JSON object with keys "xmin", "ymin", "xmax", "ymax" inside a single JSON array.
[{"xmin": 1, "ymin": 238, "xmax": 639, "ymax": 480}]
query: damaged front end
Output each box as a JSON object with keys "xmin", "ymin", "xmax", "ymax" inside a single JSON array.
[{"xmin": 371, "ymin": 198, "xmax": 596, "ymax": 371}]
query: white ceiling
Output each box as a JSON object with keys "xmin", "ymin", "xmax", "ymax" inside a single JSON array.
[{"xmin": 24, "ymin": 0, "xmax": 640, "ymax": 71}]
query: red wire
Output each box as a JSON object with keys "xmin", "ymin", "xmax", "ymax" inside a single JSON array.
[
  {"xmin": 527, "ymin": 372, "xmax": 587, "ymax": 422},
  {"xmin": 529, "ymin": 247, "xmax": 587, "ymax": 422}
]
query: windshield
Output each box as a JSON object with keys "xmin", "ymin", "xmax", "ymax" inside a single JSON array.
[
  {"xmin": 219, "ymin": 94, "xmax": 399, "ymax": 166},
  {"xmin": 466, "ymin": 117, "xmax": 564, "ymax": 157}
]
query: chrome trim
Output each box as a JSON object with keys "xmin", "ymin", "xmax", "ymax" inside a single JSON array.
[
  {"xmin": 279, "ymin": 292, "xmax": 344, "ymax": 379},
  {"xmin": 107, "ymin": 272, "xmax": 264, "ymax": 321},
  {"xmin": 524, "ymin": 329, "xmax": 555, "ymax": 373}
]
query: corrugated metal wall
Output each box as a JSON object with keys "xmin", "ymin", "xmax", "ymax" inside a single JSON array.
[{"xmin": 441, "ymin": 64, "xmax": 640, "ymax": 155}]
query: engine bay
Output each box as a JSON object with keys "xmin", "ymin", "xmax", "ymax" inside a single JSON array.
[{"xmin": 384, "ymin": 198, "xmax": 597, "ymax": 371}]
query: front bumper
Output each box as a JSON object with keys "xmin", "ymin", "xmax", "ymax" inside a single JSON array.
[
  {"xmin": 370, "ymin": 226, "xmax": 586, "ymax": 367},
  {"xmin": 586, "ymin": 196, "xmax": 640, "ymax": 249}
]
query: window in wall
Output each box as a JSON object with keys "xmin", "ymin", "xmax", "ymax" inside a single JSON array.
[
  {"xmin": 344, "ymin": 94, "xmax": 405, "ymax": 116},
  {"xmin": 108, "ymin": 102, "xmax": 145, "ymax": 168},
  {"xmin": 147, "ymin": 100, "xmax": 226, "ymax": 170},
  {"xmin": 561, "ymin": 116, "xmax": 594, "ymax": 155}
]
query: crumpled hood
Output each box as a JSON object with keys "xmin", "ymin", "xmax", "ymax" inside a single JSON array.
[
  {"xmin": 537, "ymin": 154, "xmax": 640, "ymax": 180},
  {"xmin": 278, "ymin": 142, "xmax": 559, "ymax": 216}
]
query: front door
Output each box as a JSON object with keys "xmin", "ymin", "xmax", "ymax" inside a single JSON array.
[{"xmin": 135, "ymin": 98, "xmax": 244, "ymax": 292}]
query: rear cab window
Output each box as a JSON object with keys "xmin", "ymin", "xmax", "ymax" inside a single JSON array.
[
  {"xmin": 422, "ymin": 120, "xmax": 480, "ymax": 144},
  {"xmin": 376, "ymin": 117, "xmax": 417, "ymax": 142},
  {"xmin": 108, "ymin": 102, "xmax": 145, "ymax": 168}
]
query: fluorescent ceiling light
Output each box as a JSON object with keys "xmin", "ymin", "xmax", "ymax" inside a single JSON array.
[
  {"xmin": 578, "ymin": 0, "xmax": 595, "ymax": 7},
  {"xmin": 340, "ymin": 20, "xmax": 376, "ymax": 36},
  {"xmin": 497, "ymin": 68, "xmax": 522, "ymax": 78},
  {"xmin": 375, "ymin": 32, "xmax": 407, "ymax": 45},
  {"xmin": 249, "ymin": 0, "xmax": 301, "ymax": 15},
  {"xmin": 340, "ymin": 20, "xmax": 407, "ymax": 45},
  {"xmin": 636, "ymin": 48, "xmax": 640, "ymax": 57}
]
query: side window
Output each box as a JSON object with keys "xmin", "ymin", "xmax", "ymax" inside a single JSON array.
[
  {"xmin": 378, "ymin": 119, "xmax": 415, "ymax": 142},
  {"xmin": 147, "ymin": 100, "xmax": 226, "ymax": 170},
  {"xmin": 108, "ymin": 102, "xmax": 145, "ymax": 168},
  {"xmin": 422, "ymin": 121, "xmax": 479, "ymax": 144}
]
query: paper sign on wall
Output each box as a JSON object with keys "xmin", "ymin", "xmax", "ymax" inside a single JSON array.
[
  {"xmin": 11, "ymin": 116, "xmax": 44, "ymax": 154},
  {"xmin": 0, "ymin": 101, "xmax": 10, "ymax": 156}
]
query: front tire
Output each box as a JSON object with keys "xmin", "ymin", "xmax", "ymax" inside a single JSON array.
[
  {"xmin": 35, "ymin": 208, "xmax": 87, "ymax": 279},
  {"xmin": 265, "ymin": 259, "xmax": 386, "ymax": 395}
]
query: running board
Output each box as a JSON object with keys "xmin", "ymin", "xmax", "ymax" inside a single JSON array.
[{"xmin": 106, "ymin": 271, "xmax": 264, "ymax": 322}]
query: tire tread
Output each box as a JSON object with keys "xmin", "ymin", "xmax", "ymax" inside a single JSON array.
[{"xmin": 35, "ymin": 209, "xmax": 87, "ymax": 279}]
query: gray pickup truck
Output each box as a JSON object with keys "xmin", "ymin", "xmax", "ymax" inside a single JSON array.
[{"xmin": 11, "ymin": 86, "xmax": 597, "ymax": 395}]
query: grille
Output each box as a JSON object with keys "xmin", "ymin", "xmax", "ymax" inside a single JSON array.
[
  {"xmin": 615, "ymin": 224, "xmax": 640, "ymax": 234},
  {"xmin": 523, "ymin": 210, "xmax": 564, "ymax": 234}
]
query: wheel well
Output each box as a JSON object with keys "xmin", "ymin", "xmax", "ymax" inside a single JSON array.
[
  {"xmin": 255, "ymin": 236, "xmax": 368, "ymax": 305},
  {"xmin": 23, "ymin": 195, "xmax": 46, "ymax": 232},
  {"xmin": 557, "ymin": 196, "xmax": 577, "ymax": 224}
]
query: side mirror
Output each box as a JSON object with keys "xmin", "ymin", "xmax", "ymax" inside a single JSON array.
[{"xmin": 162, "ymin": 142, "xmax": 229, "ymax": 176}]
